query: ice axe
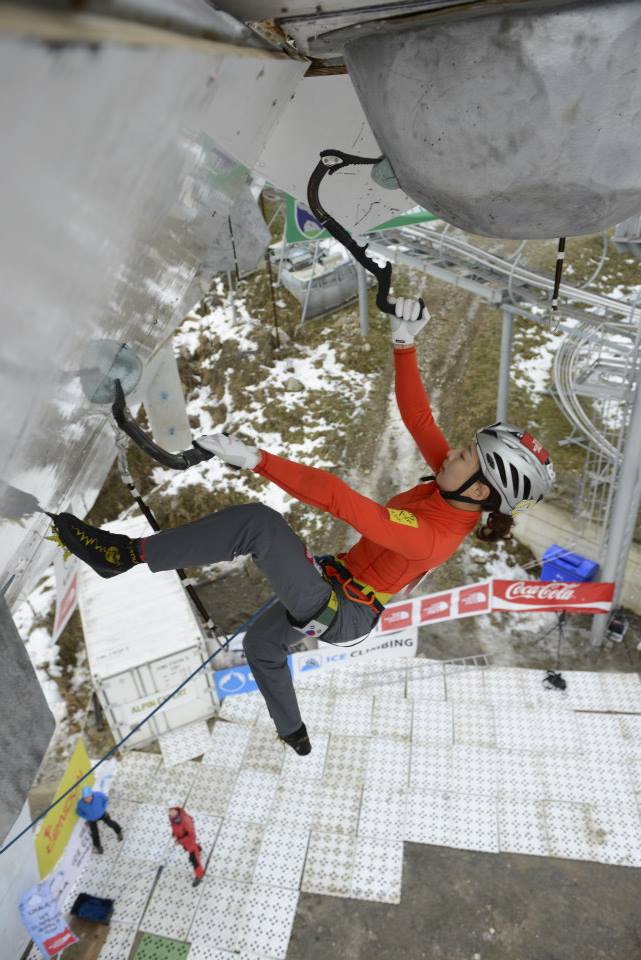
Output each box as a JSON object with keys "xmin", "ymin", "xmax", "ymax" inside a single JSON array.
[{"xmin": 306, "ymin": 149, "xmax": 424, "ymax": 318}]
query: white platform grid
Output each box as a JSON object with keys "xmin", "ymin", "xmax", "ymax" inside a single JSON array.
[
  {"xmin": 81, "ymin": 661, "xmax": 641, "ymax": 960},
  {"xmin": 159, "ymin": 720, "xmax": 213, "ymax": 767}
]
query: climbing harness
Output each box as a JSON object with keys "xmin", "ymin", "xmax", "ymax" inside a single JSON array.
[
  {"xmin": 111, "ymin": 379, "xmax": 214, "ymax": 470},
  {"xmin": 287, "ymin": 588, "xmax": 339, "ymax": 639},
  {"xmin": 316, "ymin": 554, "xmax": 389, "ymax": 614},
  {"xmin": 307, "ymin": 149, "xmax": 424, "ymax": 319}
]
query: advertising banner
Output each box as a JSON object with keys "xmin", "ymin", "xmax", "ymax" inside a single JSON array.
[
  {"xmin": 46, "ymin": 758, "xmax": 116, "ymax": 912},
  {"xmin": 212, "ymin": 579, "xmax": 613, "ymax": 698},
  {"xmin": 213, "ymin": 663, "xmax": 259, "ymax": 699},
  {"xmin": 376, "ymin": 581, "xmax": 492, "ymax": 633},
  {"xmin": 19, "ymin": 880, "xmax": 78, "ymax": 959},
  {"xmin": 52, "ymin": 550, "xmax": 79, "ymax": 643},
  {"xmin": 35, "ymin": 738, "xmax": 92, "ymax": 879},
  {"xmin": 297, "ymin": 628, "xmax": 418, "ymax": 678},
  {"xmin": 375, "ymin": 578, "xmax": 613, "ymax": 631},
  {"xmin": 214, "ymin": 630, "xmax": 418, "ymax": 697},
  {"xmin": 379, "ymin": 601, "xmax": 414, "ymax": 633},
  {"xmin": 491, "ymin": 579, "xmax": 615, "ymax": 614},
  {"xmin": 285, "ymin": 194, "xmax": 437, "ymax": 243},
  {"xmin": 458, "ymin": 582, "xmax": 492, "ymax": 615}
]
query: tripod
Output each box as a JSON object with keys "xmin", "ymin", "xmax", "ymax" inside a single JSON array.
[{"xmin": 541, "ymin": 611, "xmax": 567, "ymax": 691}]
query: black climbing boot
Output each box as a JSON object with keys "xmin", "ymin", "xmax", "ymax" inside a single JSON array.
[
  {"xmin": 47, "ymin": 512, "xmax": 140, "ymax": 579},
  {"xmin": 279, "ymin": 723, "xmax": 312, "ymax": 756}
]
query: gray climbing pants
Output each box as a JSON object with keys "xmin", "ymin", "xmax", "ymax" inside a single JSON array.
[{"xmin": 143, "ymin": 503, "xmax": 379, "ymax": 736}]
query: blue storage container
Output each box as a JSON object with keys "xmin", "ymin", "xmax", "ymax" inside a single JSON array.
[
  {"xmin": 71, "ymin": 893, "xmax": 114, "ymax": 924},
  {"xmin": 541, "ymin": 544, "xmax": 599, "ymax": 583}
]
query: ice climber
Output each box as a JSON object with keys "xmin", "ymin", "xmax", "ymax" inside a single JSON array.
[
  {"xmin": 76, "ymin": 785, "xmax": 123, "ymax": 853},
  {"xmin": 169, "ymin": 806, "xmax": 205, "ymax": 886},
  {"xmin": 48, "ymin": 297, "xmax": 555, "ymax": 756}
]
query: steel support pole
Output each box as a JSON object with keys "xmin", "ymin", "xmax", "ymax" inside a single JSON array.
[
  {"xmin": 300, "ymin": 241, "xmax": 320, "ymax": 326},
  {"xmin": 590, "ymin": 357, "xmax": 641, "ymax": 647},
  {"xmin": 226, "ymin": 271, "xmax": 236, "ymax": 325},
  {"xmin": 276, "ymin": 221, "xmax": 287, "ymax": 286},
  {"xmin": 355, "ymin": 259, "xmax": 369, "ymax": 336},
  {"xmin": 496, "ymin": 306, "xmax": 514, "ymax": 422}
]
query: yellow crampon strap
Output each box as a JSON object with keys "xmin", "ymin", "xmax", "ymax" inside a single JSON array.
[{"xmin": 46, "ymin": 526, "xmax": 71, "ymax": 561}]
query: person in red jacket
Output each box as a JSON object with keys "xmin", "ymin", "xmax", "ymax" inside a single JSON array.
[
  {"xmin": 169, "ymin": 806, "xmax": 205, "ymax": 887},
  {"xmin": 48, "ymin": 297, "xmax": 554, "ymax": 756}
]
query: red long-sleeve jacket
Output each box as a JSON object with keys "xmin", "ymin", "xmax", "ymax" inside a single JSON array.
[
  {"xmin": 170, "ymin": 808, "xmax": 199, "ymax": 854},
  {"xmin": 254, "ymin": 346, "xmax": 478, "ymax": 596}
]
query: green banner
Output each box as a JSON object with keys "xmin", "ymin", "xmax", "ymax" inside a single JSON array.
[{"xmin": 285, "ymin": 194, "xmax": 437, "ymax": 244}]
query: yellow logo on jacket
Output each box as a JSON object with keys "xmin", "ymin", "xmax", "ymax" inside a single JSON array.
[{"xmin": 387, "ymin": 508, "xmax": 418, "ymax": 528}]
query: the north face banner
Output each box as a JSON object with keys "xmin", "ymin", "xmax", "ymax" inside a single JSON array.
[
  {"xmin": 376, "ymin": 580, "xmax": 492, "ymax": 632},
  {"xmin": 491, "ymin": 580, "xmax": 614, "ymax": 614}
]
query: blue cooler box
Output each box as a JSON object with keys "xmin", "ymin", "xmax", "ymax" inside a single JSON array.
[{"xmin": 541, "ymin": 544, "xmax": 599, "ymax": 583}]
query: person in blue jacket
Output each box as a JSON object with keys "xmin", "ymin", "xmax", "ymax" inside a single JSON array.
[{"xmin": 76, "ymin": 785, "xmax": 123, "ymax": 854}]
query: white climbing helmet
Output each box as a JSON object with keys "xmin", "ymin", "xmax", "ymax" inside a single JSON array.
[{"xmin": 475, "ymin": 423, "xmax": 555, "ymax": 516}]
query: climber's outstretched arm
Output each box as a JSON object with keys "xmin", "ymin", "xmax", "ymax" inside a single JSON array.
[
  {"xmin": 194, "ymin": 434, "xmax": 435, "ymax": 561},
  {"xmin": 389, "ymin": 295, "xmax": 450, "ymax": 473}
]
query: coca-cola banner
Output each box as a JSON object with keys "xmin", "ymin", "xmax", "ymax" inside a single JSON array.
[
  {"xmin": 492, "ymin": 580, "xmax": 614, "ymax": 614},
  {"xmin": 375, "ymin": 578, "xmax": 613, "ymax": 634}
]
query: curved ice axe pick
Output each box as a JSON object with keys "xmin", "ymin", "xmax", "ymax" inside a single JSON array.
[
  {"xmin": 111, "ymin": 378, "xmax": 214, "ymax": 471},
  {"xmin": 306, "ymin": 149, "xmax": 424, "ymax": 318}
]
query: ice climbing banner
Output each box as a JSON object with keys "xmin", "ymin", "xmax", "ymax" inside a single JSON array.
[
  {"xmin": 295, "ymin": 628, "xmax": 418, "ymax": 678},
  {"xmin": 213, "ymin": 630, "xmax": 418, "ymax": 696}
]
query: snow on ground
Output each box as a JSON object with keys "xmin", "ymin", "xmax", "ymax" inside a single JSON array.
[
  {"xmin": 155, "ymin": 291, "xmax": 371, "ymax": 518},
  {"xmin": 510, "ymin": 326, "xmax": 560, "ymax": 401},
  {"xmin": 604, "ymin": 282, "xmax": 641, "ymax": 306},
  {"xmin": 13, "ymin": 564, "xmax": 94, "ymax": 781}
]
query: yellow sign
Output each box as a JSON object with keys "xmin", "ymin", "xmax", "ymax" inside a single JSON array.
[
  {"xmin": 36, "ymin": 737, "xmax": 93, "ymax": 878},
  {"xmin": 387, "ymin": 508, "xmax": 418, "ymax": 528}
]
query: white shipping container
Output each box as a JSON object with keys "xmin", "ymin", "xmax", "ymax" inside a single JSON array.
[{"xmin": 77, "ymin": 518, "xmax": 218, "ymax": 749}]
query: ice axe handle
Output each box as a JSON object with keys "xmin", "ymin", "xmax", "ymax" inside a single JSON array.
[
  {"xmin": 112, "ymin": 379, "xmax": 214, "ymax": 470},
  {"xmin": 375, "ymin": 261, "xmax": 395, "ymax": 316},
  {"xmin": 307, "ymin": 150, "xmax": 398, "ymax": 318}
]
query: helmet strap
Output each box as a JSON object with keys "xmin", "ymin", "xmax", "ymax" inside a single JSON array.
[{"xmin": 439, "ymin": 468, "xmax": 495, "ymax": 509}]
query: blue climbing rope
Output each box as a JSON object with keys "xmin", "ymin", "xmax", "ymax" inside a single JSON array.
[{"xmin": 0, "ymin": 593, "xmax": 276, "ymax": 857}]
